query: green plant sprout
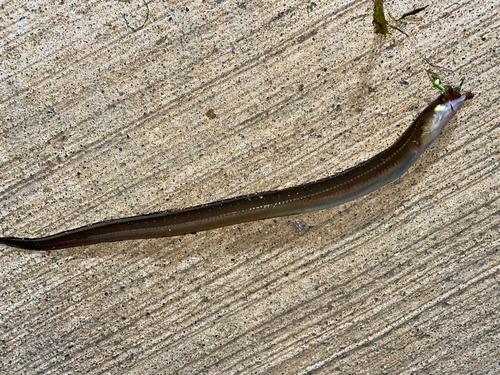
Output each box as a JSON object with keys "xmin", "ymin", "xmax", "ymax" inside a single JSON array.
[{"xmin": 425, "ymin": 69, "xmax": 446, "ymax": 93}]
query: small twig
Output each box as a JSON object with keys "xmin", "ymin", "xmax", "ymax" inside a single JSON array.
[
  {"xmin": 399, "ymin": 6, "xmax": 428, "ymax": 20},
  {"xmin": 372, "ymin": 0, "xmax": 408, "ymax": 37},
  {"xmin": 120, "ymin": 0, "xmax": 149, "ymax": 32}
]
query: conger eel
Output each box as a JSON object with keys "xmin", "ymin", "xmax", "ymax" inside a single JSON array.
[{"xmin": 0, "ymin": 86, "xmax": 474, "ymax": 250}]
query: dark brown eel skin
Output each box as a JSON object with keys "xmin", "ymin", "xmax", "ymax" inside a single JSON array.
[{"xmin": 0, "ymin": 86, "xmax": 473, "ymax": 250}]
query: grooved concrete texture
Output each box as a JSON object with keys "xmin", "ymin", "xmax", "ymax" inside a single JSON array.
[{"xmin": 1, "ymin": 1, "xmax": 499, "ymax": 373}]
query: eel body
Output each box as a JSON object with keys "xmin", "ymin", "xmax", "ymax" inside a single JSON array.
[{"xmin": 0, "ymin": 87, "xmax": 473, "ymax": 250}]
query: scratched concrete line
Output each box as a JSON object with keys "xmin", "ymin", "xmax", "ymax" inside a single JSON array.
[
  {"xmin": 230, "ymin": 209, "xmax": 500, "ymax": 374},
  {"xmin": 372, "ymin": 276, "xmax": 500, "ymax": 373},
  {"xmin": 0, "ymin": 0, "xmax": 249, "ymax": 96},
  {"xmin": 0, "ymin": 0, "xmax": 359, "ymax": 141},
  {"xmin": 289, "ymin": 264, "xmax": 500, "ymax": 375},
  {"xmin": 298, "ymin": 275, "xmax": 500, "ymax": 374},
  {"xmin": 152, "ymin": 250, "xmax": 500, "ymax": 374}
]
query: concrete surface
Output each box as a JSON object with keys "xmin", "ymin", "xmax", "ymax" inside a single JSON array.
[{"xmin": 1, "ymin": 0, "xmax": 499, "ymax": 373}]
